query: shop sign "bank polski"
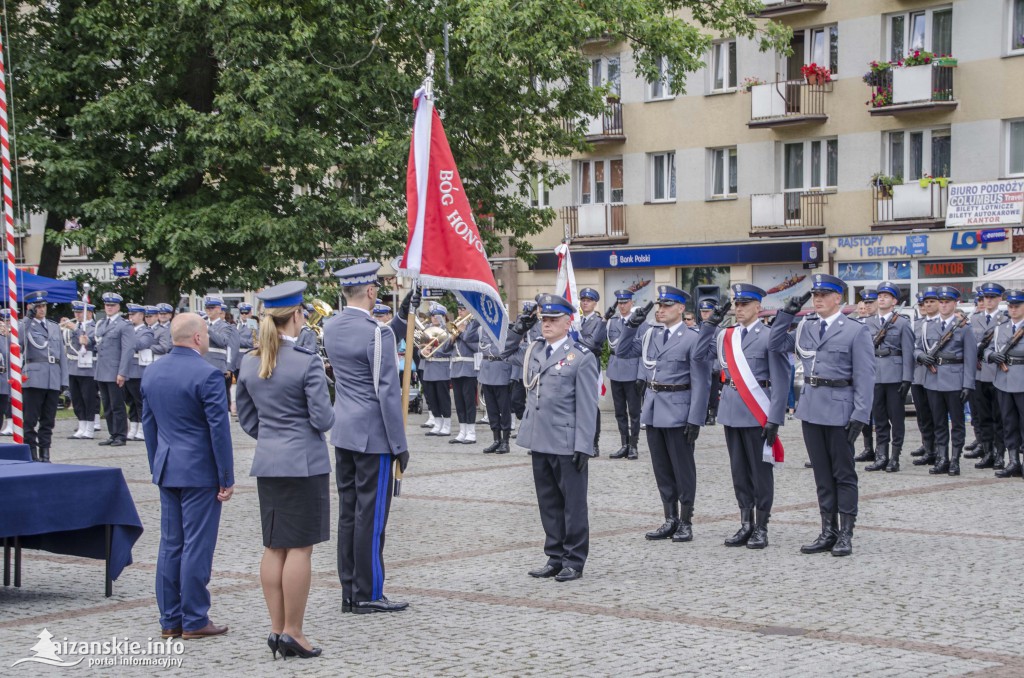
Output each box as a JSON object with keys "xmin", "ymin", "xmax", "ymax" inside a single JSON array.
[{"xmin": 837, "ymin": 236, "xmax": 914, "ymax": 258}]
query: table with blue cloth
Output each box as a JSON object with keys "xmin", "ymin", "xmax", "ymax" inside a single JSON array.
[{"xmin": 0, "ymin": 459, "xmax": 144, "ymax": 597}]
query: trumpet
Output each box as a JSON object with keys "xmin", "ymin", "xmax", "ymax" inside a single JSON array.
[
  {"xmin": 306, "ymin": 298, "xmax": 333, "ymax": 337},
  {"xmin": 414, "ymin": 317, "xmax": 450, "ymax": 359}
]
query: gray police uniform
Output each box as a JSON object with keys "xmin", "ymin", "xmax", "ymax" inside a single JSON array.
[
  {"xmin": 911, "ymin": 314, "xmax": 937, "ymax": 460},
  {"xmin": 914, "ymin": 314, "xmax": 976, "ymax": 472},
  {"xmin": 577, "ymin": 311, "xmax": 607, "ymax": 453},
  {"xmin": 969, "ymin": 309, "xmax": 1006, "ymax": 467},
  {"xmin": 205, "ymin": 318, "xmax": 238, "ymax": 410},
  {"xmin": 770, "ymin": 305, "xmax": 874, "ymax": 520},
  {"xmin": 0, "ymin": 333, "xmax": 10, "ymax": 426},
  {"xmin": 618, "ymin": 314, "xmax": 715, "ymax": 533},
  {"xmin": 716, "ymin": 319, "xmax": 789, "ymax": 520},
  {"xmin": 151, "ymin": 321, "xmax": 173, "ymax": 361},
  {"xmin": 864, "ymin": 311, "xmax": 915, "ymax": 470},
  {"xmin": 502, "ymin": 323, "xmax": 598, "ymax": 576},
  {"xmin": 23, "ymin": 317, "xmax": 69, "ymax": 457},
  {"xmin": 607, "ymin": 312, "xmax": 647, "ymax": 449},
  {"xmin": 124, "ymin": 323, "xmax": 156, "ymax": 425},
  {"xmin": 236, "ymin": 340, "xmax": 335, "ymax": 548},
  {"xmin": 296, "ymin": 326, "xmax": 318, "ymax": 353},
  {"xmin": 422, "ymin": 340, "xmax": 452, "ymax": 424},
  {"xmin": 986, "ymin": 317, "xmax": 1024, "ymax": 476},
  {"xmin": 478, "ymin": 336, "xmax": 513, "ymax": 450},
  {"xmin": 441, "ymin": 317, "xmax": 480, "ymax": 428},
  {"xmin": 323, "ymin": 303, "xmax": 408, "ymax": 607},
  {"xmin": 94, "ymin": 312, "xmax": 134, "ymax": 443},
  {"xmin": 68, "ymin": 318, "xmax": 99, "ymax": 426},
  {"xmin": 509, "ymin": 322, "xmax": 542, "ymax": 422}
]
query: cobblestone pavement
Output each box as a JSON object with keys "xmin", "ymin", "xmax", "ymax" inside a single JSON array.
[{"xmin": 2, "ymin": 413, "xmax": 1024, "ymax": 676}]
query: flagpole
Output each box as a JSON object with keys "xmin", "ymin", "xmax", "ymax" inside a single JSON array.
[{"xmin": 0, "ymin": 30, "xmax": 23, "ymax": 445}]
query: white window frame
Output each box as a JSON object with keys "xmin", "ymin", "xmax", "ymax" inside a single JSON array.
[
  {"xmin": 886, "ymin": 5, "xmax": 954, "ymax": 61},
  {"xmin": 576, "ymin": 158, "xmax": 624, "ymax": 205},
  {"xmin": 792, "ymin": 25, "xmax": 839, "ymax": 76},
  {"xmin": 590, "ymin": 55, "xmax": 621, "ymax": 98},
  {"xmin": 527, "ymin": 173, "xmax": 550, "ymax": 208},
  {"xmin": 647, "ymin": 55, "xmax": 673, "ymax": 101},
  {"xmin": 884, "ymin": 126, "xmax": 952, "ymax": 181},
  {"xmin": 708, "ymin": 39, "xmax": 737, "ymax": 93},
  {"xmin": 1007, "ymin": 119, "xmax": 1024, "ymax": 177},
  {"xmin": 649, "ymin": 152, "xmax": 676, "ymax": 203},
  {"xmin": 782, "ymin": 138, "xmax": 838, "ymax": 194},
  {"xmin": 708, "ymin": 147, "xmax": 738, "ymax": 199},
  {"xmin": 1010, "ymin": 0, "xmax": 1024, "ymax": 54}
]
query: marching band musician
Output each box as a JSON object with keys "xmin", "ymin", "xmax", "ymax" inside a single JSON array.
[
  {"xmin": 914, "ymin": 286, "xmax": 976, "ymax": 477},
  {"xmin": 151, "ymin": 304, "xmax": 174, "ymax": 361},
  {"xmin": 436, "ymin": 302, "xmax": 480, "ymax": 445},
  {"xmin": 770, "ymin": 274, "xmax": 874, "ymax": 557},
  {"xmin": 204, "ymin": 297, "xmax": 238, "ymax": 411},
  {"xmin": 966, "ymin": 283, "xmax": 1007, "ymax": 470},
  {"xmin": 986, "ymin": 289, "xmax": 1024, "ymax": 479},
  {"xmin": 863, "ymin": 281, "xmax": 915, "ymax": 473},
  {"xmin": 297, "ymin": 304, "xmax": 319, "ymax": 353},
  {"xmin": 576, "ymin": 288, "xmax": 607, "ymax": 455},
  {"xmin": 616, "ymin": 285, "xmax": 723, "ymax": 543},
  {"xmin": 422, "ymin": 304, "xmax": 452, "ymax": 437},
  {"xmin": 501, "ymin": 294, "xmax": 598, "ymax": 582},
  {"xmin": 125, "ymin": 304, "xmax": 156, "ymax": 442},
  {"xmin": 66, "ymin": 301, "xmax": 98, "ymax": 440},
  {"xmin": 21, "ymin": 291, "xmax": 69, "ymax": 462},
  {"xmin": 716, "ymin": 284, "xmax": 789, "ymax": 550}
]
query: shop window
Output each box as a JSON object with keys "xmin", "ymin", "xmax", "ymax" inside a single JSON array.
[
  {"xmin": 888, "ymin": 260, "xmax": 913, "ymax": 280},
  {"xmin": 918, "ymin": 258, "xmax": 977, "ymax": 279}
]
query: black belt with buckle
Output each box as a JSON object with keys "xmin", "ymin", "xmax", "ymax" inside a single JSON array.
[
  {"xmin": 725, "ymin": 378, "xmax": 771, "ymax": 389},
  {"xmin": 1006, "ymin": 357, "xmax": 1024, "ymax": 366},
  {"xmin": 805, "ymin": 376, "xmax": 851, "ymax": 388},
  {"xmin": 648, "ymin": 382, "xmax": 691, "ymax": 392},
  {"xmin": 25, "ymin": 357, "xmax": 57, "ymax": 365},
  {"xmin": 484, "ymin": 355, "xmax": 503, "ymax": 362},
  {"xmin": 935, "ymin": 357, "xmax": 963, "ymax": 365},
  {"xmin": 875, "ymin": 348, "xmax": 902, "ymax": 357}
]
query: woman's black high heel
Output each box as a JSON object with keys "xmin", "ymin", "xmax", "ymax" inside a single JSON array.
[
  {"xmin": 267, "ymin": 633, "xmax": 280, "ymax": 659},
  {"xmin": 278, "ymin": 633, "xmax": 322, "ymax": 659}
]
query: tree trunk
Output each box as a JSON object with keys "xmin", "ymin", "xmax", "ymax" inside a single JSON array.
[
  {"xmin": 143, "ymin": 258, "xmax": 176, "ymax": 305},
  {"xmin": 36, "ymin": 212, "xmax": 66, "ymax": 278}
]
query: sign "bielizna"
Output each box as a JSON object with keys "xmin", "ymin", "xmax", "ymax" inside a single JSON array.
[{"xmin": 836, "ymin": 235, "xmax": 928, "ymax": 257}]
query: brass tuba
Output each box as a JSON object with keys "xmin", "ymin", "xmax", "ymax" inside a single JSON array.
[
  {"xmin": 415, "ymin": 317, "xmax": 450, "ymax": 359},
  {"xmin": 306, "ymin": 299, "xmax": 333, "ymax": 336}
]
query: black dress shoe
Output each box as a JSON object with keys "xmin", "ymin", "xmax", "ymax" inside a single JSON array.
[
  {"xmin": 528, "ymin": 564, "xmax": 560, "ymax": 578},
  {"xmin": 110, "ymin": 439, "xmax": 127, "ymax": 447},
  {"xmin": 554, "ymin": 567, "xmax": 582, "ymax": 582},
  {"xmin": 341, "ymin": 598, "xmax": 352, "ymax": 613},
  {"xmin": 267, "ymin": 632, "xmax": 280, "ymax": 659},
  {"xmin": 278, "ymin": 633, "xmax": 321, "ymax": 659},
  {"xmin": 910, "ymin": 446, "xmax": 926, "ymax": 457},
  {"xmin": 352, "ymin": 596, "xmax": 409, "ymax": 614},
  {"xmin": 804, "ymin": 461, "xmax": 813, "ymax": 468},
  {"xmin": 98, "ymin": 437, "xmax": 116, "ymax": 446}
]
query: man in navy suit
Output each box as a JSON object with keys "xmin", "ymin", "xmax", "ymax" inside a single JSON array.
[{"xmin": 141, "ymin": 313, "xmax": 234, "ymax": 640}]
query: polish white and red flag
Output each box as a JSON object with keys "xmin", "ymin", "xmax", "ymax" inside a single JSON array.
[
  {"xmin": 722, "ymin": 326, "xmax": 784, "ymax": 467},
  {"xmin": 398, "ymin": 87, "xmax": 507, "ymax": 348},
  {"xmin": 554, "ymin": 241, "xmax": 579, "ymax": 337}
]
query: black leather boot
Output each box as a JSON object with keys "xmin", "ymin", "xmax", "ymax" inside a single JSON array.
[
  {"xmin": 482, "ymin": 429, "xmax": 501, "ymax": 454},
  {"xmin": 610, "ymin": 434, "xmax": 629, "ymax": 459},
  {"xmin": 672, "ymin": 504, "xmax": 693, "ymax": 542},
  {"xmin": 746, "ymin": 510, "xmax": 770, "ymax": 550},
  {"xmin": 885, "ymin": 446, "xmax": 901, "ymax": 472},
  {"xmin": 593, "ymin": 433, "xmax": 600, "ymax": 457},
  {"xmin": 800, "ymin": 512, "xmax": 838, "ymax": 554},
  {"xmin": 865, "ymin": 444, "xmax": 888, "ymax": 471},
  {"xmin": 724, "ymin": 508, "xmax": 753, "ymax": 547},
  {"xmin": 29, "ymin": 446, "xmax": 38, "ymax": 462},
  {"xmin": 963, "ymin": 439, "xmax": 982, "ymax": 458},
  {"xmin": 831, "ymin": 513, "xmax": 855, "ymax": 557},
  {"xmin": 627, "ymin": 434, "xmax": 639, "ymax": 460},
  {"xmin": 974, "ymin": 443, "xmax": 995, "ymax": 469},
  {"xmin": 912, "ymin": 447, "xmax": 936, "ymax": 466},
  {"xmin": 929, "ymin": 446, "xmax": 949, "ymax": 475},
  {"xmin": 910, "ymin": 445, "xmax": 926, "ymax": 457},
  {"xmin": 645, "ymin": 502, "xmax": 679, "ymax": 540},
  {"xmin": 948, "ymin": 447, "xmax": 962, "ymax": 476},
  {"xmin": 854, "ymin": 444, "xmax": 875, "ymax": 463},
  {"xmin": 993, "ymin": 445, "xmax": 1007, "ymax": 470},
  {"xmin": 495, "ymin": 430, "xmax": 511, "ymax": 454},
  {"xmin": 40, "ymin": 448, "xmax": 50, "ymax": 463},
  {"xmin": 995, "ymin": 450, "xmax": 1022, "ymax": 478}
]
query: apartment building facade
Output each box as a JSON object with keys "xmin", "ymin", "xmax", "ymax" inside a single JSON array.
[{"xmin": 514, "ymin": 0, "xmax": 1024, "ymax": 310}]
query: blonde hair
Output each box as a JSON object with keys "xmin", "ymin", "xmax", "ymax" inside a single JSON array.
[{"xmin": 252, "ymin": 305, "xmax": 301, "ymax": 379}]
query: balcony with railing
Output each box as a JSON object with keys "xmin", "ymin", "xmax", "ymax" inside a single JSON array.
[
  {"xmin": 748, "ymin": 80, "xmax": 829, "ymax": 128},
  {"xmin": 561, "ymin": 203, "xmax": 628, "ymax": 244},
  {"xmin": 564, "ymin": 98, "xmax": 625, "ymax": 144},
  {"xmin": 750, "ymin": 191, "xmax": 827, "ymax": 237},
  {"xmin": 868, "ymin": 64, "xmax": 957, "ymax": 116},
  {"xmin": 871, "ymin": 183, "xmax": 947, "ymax": 230},
  {"xmin": 753, "ymin": 0, "xmax": 827, "ymax": 18}
]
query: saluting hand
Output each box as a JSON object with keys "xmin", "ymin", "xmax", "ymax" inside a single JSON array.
[
  {"xmin": 706, "ymin": 301, "xmax": 732, "ymax": 327},
  {"xmin": 603, "ymin": 304, "xmax": 617, "ymax": 321},
  {"xmin": 783, "ymin": 291, "xmax": 812, "ymax": 316},
  {"xmin": 625, "ymin": 302, "xmax": 653, "ymax": 329}
]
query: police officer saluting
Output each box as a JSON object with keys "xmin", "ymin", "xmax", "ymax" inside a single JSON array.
[
  {"xmin": 204, "ymin": 297, "xmax": 237, "ymax": 411},
  {"xmin": 716, "ymin": 284, "xmax": 789, "ymax": 549},
  {"xmin": 617, "ymin": 285, "xmax": 723, "ymax": 543},
  {"xmin": 966, "ymin": 283, "xmax": 1006, "ymax": 469},
  {"xmin": 914, "ymin": 286, "xmax": 975, "ymax": 476},
  {"xmin": 478, "ymin": 320, "xmax": 513, "ymax": 455},
  {"xmin": 577, "ymin": 288, "xmax": 607, "ymax": 455},
  {"xmin": 986, "ymin": 289, "xmax": 1024, "ymax": 478},
  {"xmin": 502, "ymin": 294, "xmax": 598, "ymax": 582},
  {"xmin": 22, "ymin": 291, "xmax": 68, "ymax": 462},
  {"xmin": 864, "ymin": 282, "xmax": 914, "ymax": 473},
  {"xmin": 606, "ymin": 290, "xmax": 648, "ymax": 460},
  {"xmin": 770, "ymin": 274, "xmax": 874, "ymax": 557}
]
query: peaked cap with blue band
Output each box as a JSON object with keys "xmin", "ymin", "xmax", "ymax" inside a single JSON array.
[
  {"xmin": 126, "ymin": 303, "xmax": 145, "ymax": 313},
  {"xmin": 810, "ymin": 273, "xmax": 847, "ymax": 295},
  {"xmin": 579, "ymin": 287, "xmax": 600, "ymax": 301},
  {"xmin": 656, "ymin": 285, "xmax": 688, "ymax": 306},
  {"xmin": 935, "ymin": 285, "xmax": 960, "ymax": 301},
  {"xmin": 157, "ymin": 303, "xmax": 173, "ymax": 313},
  {"xmin": 920, "ymin": 286, "xmax": 939, "ymax": 301},
  {"xmin": 979, "ymin": 282, "xmax": 1006, "ymax": 297},
  {"xmin": 1003, "ymin": 288, "xmax": 1024, "ymax": 303},
  {"xmin": 731, "ymin": 283, "xmax": 766, "ymax": 302},
  {"xmin": 144, "ymin": 305, "xmax": 159, "ymax": 316},
  {"xmin": 614, "ymin": 289, "xmax": 634, "ymax": 301},
  {"xmin": 537, "ymin": 293, "xmax": 574, "ymax": 317},
  {"xmin": 877, "ymin": 281, "xmax": 900, "ymax": 299},
  {"xmin": 72, "ymin": 300, "xmax": 86, "ymax": 311},
  {"xmin": 372, "ymin": 303, "xmax": 391, "ymax": 316},
  {"xmin": 238, "ymin": 303, "xmax": 253, "ymax": 313},
  {"xmin": 204, "ymin": 296, "xmax": 223, "ymax": 308},
  {"xmin": 859, "ymin": 288, "xmax": 878, "ymax": 301},
  {"xmin": 257, "ymin": 281, "xmax": 308, "ymax": 308}
]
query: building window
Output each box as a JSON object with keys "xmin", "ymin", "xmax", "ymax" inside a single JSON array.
[
  {"xmin": 590, "ymin": 55, "xmax": 621, "ymax": 97},
  {"xmin": 649, "ymin": 152, "xmax": 676, "ymax": 202},
  {"xmin": 648, "ymin": 55, "xmax": 672, "ymax": 100},
  {"xmin": 577, "ymin": 158, "xmax": 623, "ymax": 205},
  {"xmin": 710, "ymin": 40, "xmax": 737, "ymax": 92},
  {"xmin": 1008, "ymin": 119, "xmax": 1024, "ymax": 176},
  {"xmin": 1012, "ymin": 0, "xmax": 1024, "ymax": 52},
  {"xmin": 784, "ymin": 139, "xmax": 838, "ymax": 193},
  {"xmin": 527, "ymin": 173, "xmax": 549, "ymax": 208},
  {"xmin": 886, "ymin": 127, "xmax": 952, "ymax": 180},
  {"xmin": 14, "ymin": 236, "xmax": 25, "ymax": 264},
  {"xmin": 888, "ymin": 6, "xmax": 953, "ymax": 61},
  {"xmin": 709, "ymin": 147, "xmax": 738, "ymax": 198}
]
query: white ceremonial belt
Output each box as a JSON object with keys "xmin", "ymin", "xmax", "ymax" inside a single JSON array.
[
  {"xmin": 452, "ymin": 357, "xmax": 474, "ymax": 362},
  {"xmin": 208, "ymin": 347, "xmax": 227, "ymax": 354}
]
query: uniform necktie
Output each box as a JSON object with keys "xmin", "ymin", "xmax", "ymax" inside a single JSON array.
[
  {"xmin": 545, "ymin": 345, "xmax": 552, "ymax": 360},
  {"xmin": 662, "ymin": 328, "xmax": 670, "ymax": 345},
  {"xmin": 986, "ymin": 314, "xmax": 991, "ymax": 326},
  {"xmin": 819, "ymin": 320, "xmax": 827, "ymax": 340},
  {"xmin": 742, "ymin": 327, "xmax": 748, "ymax": 340}
]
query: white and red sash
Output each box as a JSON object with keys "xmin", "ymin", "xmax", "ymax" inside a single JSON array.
[{"xmin": 723, "ymin": 326, "xmax": 784, "ymax": 467}]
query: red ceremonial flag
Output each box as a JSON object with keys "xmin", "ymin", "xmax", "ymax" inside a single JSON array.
[{"xmin": 398, "ymin": 87, "xmax": 507, "ymax": 347}]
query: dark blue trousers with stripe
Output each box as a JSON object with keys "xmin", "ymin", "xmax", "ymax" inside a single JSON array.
[{"xmin": 335, "ymin": 448, "xmax": 393, "ymax": 603}]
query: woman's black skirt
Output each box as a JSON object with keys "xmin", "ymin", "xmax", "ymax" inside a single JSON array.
[{"xmin": 257, "ymin": 474, "xmax": 330, "ymax": 549}]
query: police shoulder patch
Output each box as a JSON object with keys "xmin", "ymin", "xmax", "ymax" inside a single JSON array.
[
  {"xmin": 573, "ymin": 342, "xmax": 590, "ymax": 354},
  {"xmin": 293, "ymin": 345, "xmax": 316, "ymax": 355}
]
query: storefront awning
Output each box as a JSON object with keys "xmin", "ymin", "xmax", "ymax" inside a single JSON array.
[{"xmin": 977, "ymin": 256, "xmax": 1024, "ymax": 287}]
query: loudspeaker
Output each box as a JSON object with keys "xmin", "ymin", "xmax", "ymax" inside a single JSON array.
[{"xmin": 694, "ymin": 285, "xmax": 722, "ymax": 309}]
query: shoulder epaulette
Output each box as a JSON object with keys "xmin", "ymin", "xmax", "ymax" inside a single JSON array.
[
  {"xmin": 573, "ymin": 343, "xmax": 590, "ymax": 354},
  {"xmin": 293, "ymin": 345, "xmax": 316, "ymax": 355}
]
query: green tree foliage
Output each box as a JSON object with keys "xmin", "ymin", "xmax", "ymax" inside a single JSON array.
[{"xmin": 9, "ymin": 0, "xmax": 787, "ymax": 301}]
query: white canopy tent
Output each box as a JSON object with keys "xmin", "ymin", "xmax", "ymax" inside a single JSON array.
[{"xmin": 977, "ymin": 256, "xmax": 1024, "ymax": 287}]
